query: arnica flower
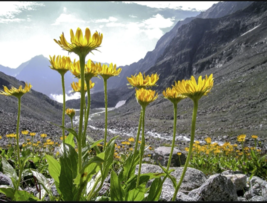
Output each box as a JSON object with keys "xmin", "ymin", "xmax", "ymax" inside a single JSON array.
[
  {"xmin": 30, "ymin": 132, "xmax": 36, "ymax": 137},
  {"xmin": 121, "ymin": 141, "xmax": 130, "ymax": 145},
  {"xmin": 177, "ymin": 152, "xmax": 182, "ymax": 156},
  {"xmin": 97, "ymin": 63, "xmax": 122, "ymax": 80},
  {"xmin": 174, "ymin": 74, "xmax": 214, "ymax": 101},
  {"xmin": 128, "ymin": 137, "xmax": 135, "ymax": 142},
  {"xmin": 0, "ymin": 83, "xmax": 32, "ymax": 99},
  {"xmin": 65, "ymin": 108, "xmax": 75, "ymax": 118},
  {"xmin": 60, "ymin": 136, "xmax": 67, "ymax": 140},
  {"xmin": 70, "ymin": 59, "xmax": 99, "ymax": 81},
  {"xmin": 0, "ymin": 136, "xmax": 2, "ymax": 139},
  {"xmin": 54, "ymin": 27, "xmax": 103, "ymax": 56},
  {"xmin": 237, "ymin": 134, "xmax": 246, "ymax": 142},
  {"xmin": 135, "ymin": 88, "xmax": 158, "ymax": 107},
  {"xmin": 40, "ymin": 134, "xmax": 47, "ymax": 138},
  {"xmin": 127, "ymin": 72, "xmax": 159, "ymax": 89},
  {"xmin": 71, "ymin": 79, "xmax": 95, "ymax": 92},
  {"xmin": 205, "ymin": 137, "xmax": 211, "ymax": 144},
  {"xmin": 49, "ymin": 55, "xmax": 72, "ymax": 75},
  {"xmin": 21, "ymin": 130, "xmax": 29, "ymax": 135},
  {"xmin": 251, "ymin": 135, "xmax": 258, "ymax": 139},
  {"xmin": 162, "ymin": 86, "xmax": 187, "ymax": 104}
]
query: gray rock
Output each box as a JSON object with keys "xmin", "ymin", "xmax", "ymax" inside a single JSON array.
[
  {"xmin": 0, "ymin": 172, "xmax": 13, "ymax": 187},
  {"xmin": 237, "ymin": 196, "xmax": 248, "ymax": 201},
  {"xmin": 188, "ymin": 174, "xmax": 238, "ymax": 201},
  {"xmin": 98, "ymin": 182, "xmax": 110, "ymax": 196},
  {"xmin": 249, "ymin": 195, "xmax": 267, "ymax": 201},
  {"xmin": 153, "ymin": 146, "xmax": 186, "ymax": 167},
  {"xmin": 176, "ymin": 191, "xmax": 197, "ymax": 201},
  {"xmin": 223, "ymin": 174, "xmax": 247, "ymax": 191},
  {"xmin": 244, "ymin": 176, "xmax": 267, "ymax": 199}
]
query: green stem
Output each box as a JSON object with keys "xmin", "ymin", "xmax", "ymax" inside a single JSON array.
[
  {"xmin": 129, "ymin": 109, "xmax": 142, "ymax": 180},
  {"xmin": 166, "ymin": 102, "xmax": 177, "ymax": 171},
  {"xmin": 83, "ymin": 80, "xmax": 91, "ymax": 147},
  {"xmin": 136, "ymin": 105, "xmax": 146, "ymax": 188},
  {"xmin": 16, "ymin": 96, "xmax": 22, "ymax": 191},
  {"xmin": 61, "ymin": 73, "xmax": 66, "ymax": 158},
  {"xmin": 172, "ymin": 99, "xmax": 198, "ymax": 201},
  {"xmin": 71, "ymin": 118, "xmax": 73, "ymax": 129},
  {"xmin": 78, "ymin": 54, "xmax": 86, "ymax": 174},
  {"xmin": 103, "ymin": 79, "xmax": 108, "ymax": 150},
  {"xmin": 31, "ymin": 136, "xmax": 33, "ymax": 152}
]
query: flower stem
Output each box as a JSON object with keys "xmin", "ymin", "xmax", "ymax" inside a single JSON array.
[
  {"xmin": 61, "ymin": 73, "xmax": 67, "ymax": 158},
  {"xmin": 71, "ymin": 118, "xmax": 73, "ymax": 129},
  {"xmin": 103, "ymin": 78, "xmax": 108, "ymax": 150},
  {"xmin": 78, "ymin": 54, "xmax": 86, "ymax": 173},
  {"xmin": 82, "ymin": 79, "xmax": 91, "ymax": 147},
  {"xmin": 136, "ymin": 105, "xmax": 146, "ymax": 188},
  {"xmin": 129, "ymin": 109, "xmax": 142, "ymax": 179},
  {"xmin": 166, "ymin": 102, "xmax": 177, "ymax": 171},
  {"xmin": 172, "ymin": 99, "xmax": 198, "ymax": 201},
  {"xmin": 16, "ymin": 96, "xmax": 22, "ymax": 190}
]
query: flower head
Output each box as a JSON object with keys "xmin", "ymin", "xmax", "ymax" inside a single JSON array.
[
  {"xmin": 128, "ymin": 137, "xmax": 135, "ymax": 142},
  {"xmin": 40, "ymin": 134, "xmax": 47, "ymax": 138},
  {"xmin": 127, "ymin": 72, "xmax": 159, "ymax": 89},
  {"xmin": 70, "ymin": 59, "xmax": 99, "ymax": 80},
  {"xmin": 205, "ymin": 137, "xmax": 211, "ymax": 144},
  {"xmin": 54, "ymin": 27, "xmax": 103, "ymax": 56},
  {"xmin": 21, "ymin": 130, "xmax": 29, "ymax": 135},
  {"xmin": 162, "ymin": 86, "xmax": 187, "ymax": 104},
  {"xmin": 30, "ymin": 132, "xmax": 36, "ymax": 137},
  {"xmin": 135, "ymin": 88, "xmax": 158, "ymax": 107},
  {"xmin": 71, "ymin": 79, "xmax": 95, "ymax": 92},
  {"xmin": 251, "ymin": 135, "xmax": 258, "ymax": 139},
  {"xmin": 49, "ymin": 55, "xmax": 72, "ymax": 75},
  {"xmin": 174, "ymin": 74, "xmax": 213, "ymax": 101},
  {"xmin": 237, "ymin": 134, "xmax": 246, "ymax": 142},
  {"xmin": 97, "ymin": 63, "xmax": 122, "ymax": 80},
  {"xmin": 0, "ymin": 83, "xmax": 32, "ymax": 98},
  {"xmin": 65, "ymin": 108, "xmax": 75, "ymax": 118}
]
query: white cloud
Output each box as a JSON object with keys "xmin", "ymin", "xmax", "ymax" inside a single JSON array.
[
  {"xmin": 95, "ymin": 16, "xmax": 118, "ymax": 23},
  {"xmin": 129, "ymin": 15, "xmax": 137, "ymax": 18},
  {"xmin": 63, "ymin": 7, "xmax": 67, "ymax": 12},
  {"xmin": 123, "ymin": 2, "xmax": 218, "ymax": 11},
  {"xmin": 50, "ymin": 92, "xmax": 81, "ymax": 103},
  {"xmin": 0, "ymin": 18, "xmax": 25, "ymax": 23},
  {"xmin": 52, "ymin": 13, "xmax": 86, "ymax": 25},
  {"xmin": 0, "ymin": 2, "xmax": 44, "ymax": 18}
]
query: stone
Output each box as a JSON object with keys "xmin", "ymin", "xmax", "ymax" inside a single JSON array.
[
  {"xmin": 223, "ymin": 174, "xmax": 247, "ymax": 191},
  {"xmin": 244, "ymin": 176, "xmax": 267, "ymax": 200},
  {"xmin": 0, "ymin": 172, "xmax": 13, "ymax": 187},
  {"xmin": 176, "ymin": 191, "xmax": 196, "ymax": 201},
  {"xmin": 98, "ymin": 182, "xmax": 110, "ymax": 196},
  {"xmin": 153, "ymin": 146, "xmax": 186, "ymax": 167},
  {"xmin": 188, "ymin": 174, "xmax": 238, "ymax": 201}
]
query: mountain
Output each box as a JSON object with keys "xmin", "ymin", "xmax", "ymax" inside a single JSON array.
[
  {"xmin": 90, "ymin": 1, "xmax": 253, "ymax": 93},
  {"xmin": 98, "ymin": 1, "xmax": 267, "ymax": 139},
  {"xmin": 0, "ymin": 71, "xmax": 67, "ymax": 138}
]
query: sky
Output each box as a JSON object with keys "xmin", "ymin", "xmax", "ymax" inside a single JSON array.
[{"xmin": 0, "ymin": 1, "xmax": 218, "ymax": 69}]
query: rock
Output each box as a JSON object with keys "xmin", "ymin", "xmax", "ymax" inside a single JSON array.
[
  {"xmin": 237, "ymin": 196, "xmax": 247, "ymax": 201},
  {"xmin": 98, "ymin": 182, "xmax": 110, "ymax": 196},
  {"xmin": 244, "ymin": 176, "xmax": 267, "ymax": 200},
  {"xmin": 249, "ymin": 195, "xmax": 267, "ymax": 201},
  {"xmin": 176, "ymin": 191, "xmax": 196, "ymax": 201},
  {"xmin": 223, "ymin": 174, "xmax": 247, "ymax": 192},
  {"xmin": 0, "ymin": 172, "xmax": 13, "ymax": 187},
  {"xmin": 153, "ymin": 146, "xmax": 186, "ymax": 167},
  {"xmin": 188, "ymin": 174, "xmax": 238, "ymax": 201}
]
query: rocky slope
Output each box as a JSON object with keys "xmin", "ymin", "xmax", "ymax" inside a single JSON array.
[{"xmin": 0, "ymin": 71, "xmax": 67, "ymax": 139}]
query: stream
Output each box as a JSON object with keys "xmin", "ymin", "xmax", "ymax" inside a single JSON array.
[{"xmin": 67, "ymin": 100, "xmax": 225, "ymax": 146}]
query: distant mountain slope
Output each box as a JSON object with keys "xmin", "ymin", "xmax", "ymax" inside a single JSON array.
[{"xmin": 0, "ymin": 71, "xmax": 66, "ymax": 137}]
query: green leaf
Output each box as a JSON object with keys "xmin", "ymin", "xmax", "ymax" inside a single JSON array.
[
  {"xmin": 90, "ymin": 139, "xmax": 104, "ymax": 149},
  {"xmin": 158, "ymin": 162, "xmax": 177, "ymax": 187},
  {"xmin": 1, "ymin": 157, "xmax": 18, "ymax": 188},
  {"xmin": 65, "ymin": 133, "xmax": 75, "ymax": 148},
  {"xmin": 110, "ymin": 169, "xmax": 125, "ymax": 201},
  {"xmin": 45, "ymin": 154, "xmax": 61, "ymax": 184},
  {"xmin": 14, "ymin": 189, "xmax": 39, "ymax": 201},
  {"xmin": 0, "ymin": 185, "xmax": 15, "ymax": 199},
  {"xmin": 145, "ymin": 177, "xmax": 163, "ymax": 201},
  {"xmin": 59, "ymin": 144, "xmax": 78, "ymax": 201}
]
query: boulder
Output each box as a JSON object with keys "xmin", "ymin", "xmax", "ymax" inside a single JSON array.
[
  {"xmin": 244, "ymin": 176, "xmax": 267, "ymax": 200},
  {"xmin": 153, "ymin": 146, "xmax": 186, "ymax": 167},
  {"xmin": 223, "ymin": 174, "xmax": 247, "ymax": 192},
  {"xmin": 188, "ymin": 174, "xmax": 238, "ymax": 201},
  {"xmin": 0, "ymin": 172, "xmax": 13, "ymax": 187}
]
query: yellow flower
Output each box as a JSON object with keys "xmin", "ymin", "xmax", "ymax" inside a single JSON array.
[
  {"xmin": 70, "ymin": 59, "xmax": 99, "ymax": 80},
  {"xmin": 214, "ymin": 149, "xmax": 221, "ymax": 154},
  {"xmin": 49, "ymin": 55, "xmax": 72, "ymax": 75},
  {"xmin": 37, "ymin": 141, "xmax": 41, "ymax": 144},
  {"xmin": 97, "ymin": 143, "xmax": 103, "ymax": 147},
  {"xmin": 22, "ymin": 144, "xmax": 27, "ymax": 147},
  {"xmin": 149, "ymin": 146, "xmax": 153, "ymax": 150},
  {"xmin": 30, "ymin": 132, "xmax": 36, "ymax": 137},
  {"xmin": 174, "ymin": 74, "xmax": 213, "ymax": 101},
  {"xmin": 71, "ymin": 79, "xmax": 95, "ymax": 92},
  {"xmin": 121, "ymin": 141, "xmax": 130, "ymax": 145},
  {"xmin": 129, "ymin": 148, "xmax": 133, "ymax": 151},
  {"xmin": 21, "ymin": 130, "xmax": 29, "ymax": 135},
  {"xmin": 237, "ymin": 134, "xmax": 246, "ymax": 142},
  {"xmin": 205, "ymin": 137, "xmax": 211, "ymax": 144},
  {"xmin": 138, "ymin": 140, "xmax": 141, "ymax": 144},
  {"xmin": 40, "ymin": 134, "xmax": 47, "ymax": 138},
  {"xmin": 0, "ymin": 136, "xmax": 2, "ymax": 139},
  {"xmin": 251, "ymin": 135, "xmax": 258, "ymax": 139},
  {"xmin": 194, "ymin": 141, "xmax": 200, "ymax": 144},
  {"xmin": 162, "ymin": 86, "xmax": 187, "ymax": 104},
  {"xmin": 54, "ymin": 27, "xmax": 103, "ymax": 56},
  {"xmin": 127, "ymin": 72, "xmax": 159, "ymax": 89},
  {"xmin": 0, "ymin": 83, "xmax": 32, "ymax": 98},
  {"xmin": 128, "ymin": 137, "xmax": 135, "ymax": 142},
  {"xmin": 177, "ymin": 152, "xmax": 182, "ymax": 156},
  {"xmin": 147, "ymin": 154, "xmax": 151, "ymax": 157},
  {"xmin": 65, "ymin": 108, "xmax": 75, "ymax": 118},
  {"xmin": 117, "ymin": 146, "xmax": 121, "ymax": 149},
  {"xmin": 185, "ymin": 147, "xmax": 189, "ymax": 152},
  {"xmin": 97, "ymin": 63, "xmax": 122, "ymax": 80},
  {"xmin": 8, "ymin": 133, "xmax": 16, "ymax": 138},
  {"xmin": 60, "ymin": 136, "xmax": 67, "ymax": 140},
  {"xmin": 135, "ymin": 88, "xmax": 158, "ymax": 107}
]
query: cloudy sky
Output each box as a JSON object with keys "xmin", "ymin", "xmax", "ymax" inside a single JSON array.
[{"xmin": 0, "ymin": 1, "xmax": 218, "ymax": 69}]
